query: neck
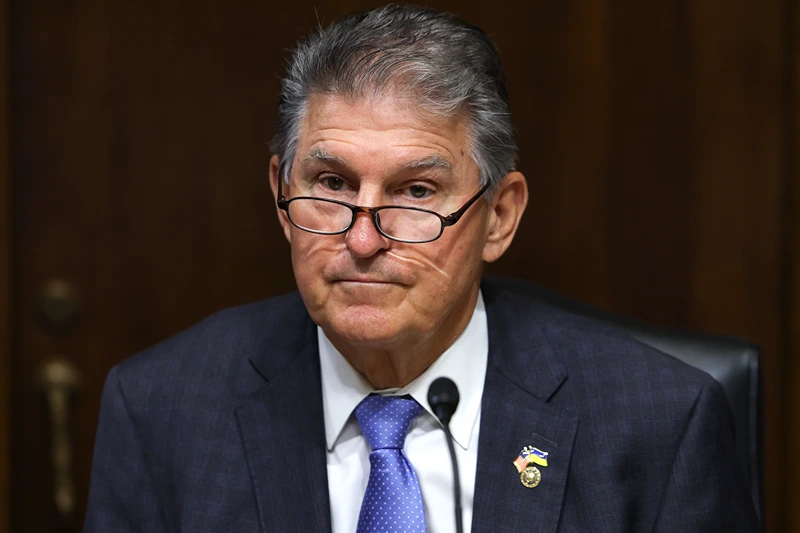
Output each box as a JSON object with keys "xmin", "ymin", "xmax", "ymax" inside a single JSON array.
[{"xmin": 326, "ymin": 287, "xmax": 479, "ymax": 389}]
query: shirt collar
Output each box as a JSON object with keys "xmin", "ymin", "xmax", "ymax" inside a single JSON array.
[{"xmin": 319, "ymin": 290, "xmax": 488, "ymax": 452}]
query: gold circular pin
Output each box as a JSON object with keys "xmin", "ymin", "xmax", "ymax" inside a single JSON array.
[{"xmin": 520, "ymin": 465, "xmax": 541, "ymax": 488}]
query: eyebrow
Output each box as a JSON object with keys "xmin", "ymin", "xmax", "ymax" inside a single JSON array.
[
  {"xmin": 302, "ymin": 148, "xmax": 452, "ymax": 171},
  {"xmin": 401, "ymin": 154, "xmax": 452, "ymax": 171},
  {"xmin": 303, "ymin": 148, "xmax": 347, "ymax": 166}
]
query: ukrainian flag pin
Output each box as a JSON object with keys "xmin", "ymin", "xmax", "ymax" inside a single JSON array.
[
  {"xmin": 513, "ymin": 446, "xmax": 549, "ymax": 488},
  {"xmin": 529, "ymin": 447, "xmax": 549, "ymax": 467}
]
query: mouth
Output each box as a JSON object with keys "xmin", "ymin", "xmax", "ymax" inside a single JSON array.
[
  {"xmin": 325, "ymin": 264, "xmax": 410, "ymax": 287},
  {"xmin": 335, "ymin": 278, "xmax": 400, "ymax": 285}
]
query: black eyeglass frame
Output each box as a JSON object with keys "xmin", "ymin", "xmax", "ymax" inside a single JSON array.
[{"xmin": 276, "ymin": 170, "xmax": 492, "ymax": 244}]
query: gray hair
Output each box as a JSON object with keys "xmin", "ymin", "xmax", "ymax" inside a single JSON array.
[{"xmin": 269, "ymin": 4, "xmax": 517, "ymax": 192}]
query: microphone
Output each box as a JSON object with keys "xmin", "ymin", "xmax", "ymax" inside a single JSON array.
[{"xmin": 428, "ymin": 377, "xmax": 463, "ymax": 533}]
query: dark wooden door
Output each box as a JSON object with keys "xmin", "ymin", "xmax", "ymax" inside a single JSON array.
[
  {"xmin": 8, "ymin": 1, "xmax": 795, "ymax": 531},
  {"xmin": 11, "ymin": 2, "xmax": 299, "ymax": 531}
]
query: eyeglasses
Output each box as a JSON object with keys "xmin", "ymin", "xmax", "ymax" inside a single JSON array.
[{"xmin": 276, "ymin": 173, "xmax": 491, "ymax": 244}]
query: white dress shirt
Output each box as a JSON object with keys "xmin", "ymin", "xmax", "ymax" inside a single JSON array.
[{"xmin": 319, "ymin": 291, "xmax": 489, "ymax": 533}]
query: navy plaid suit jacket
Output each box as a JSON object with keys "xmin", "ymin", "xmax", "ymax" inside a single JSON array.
[{"xmin": 85, "ymin": 279, "xmax": 759, "ymax": 532}]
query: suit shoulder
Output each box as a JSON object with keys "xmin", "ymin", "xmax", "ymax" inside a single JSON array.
[
  {"xmin": 485, "ymin": 277, "xmax": 713, "ymax": 385},
  {"xmin": 483, "ymin": 277, "xmax": 717, "ymax": 409},
  {"xmin": 112, "ymin": 291, "xmax": 310, "ymax": 404},
  {"xmin": 548, "ymin": 310, "xmax": 711, "ymax": 389}
]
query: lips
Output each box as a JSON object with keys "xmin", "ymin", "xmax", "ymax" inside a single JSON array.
[
  {"xmin": 335, "ymin": 278, "xmax": 402, "ymax": 286},
  {"xmin": 330, "ymin": 273, "xmax": 408, "ymax": 286},
  {"xmin": 337, "ymin": 277, "xmax": 394, "ymax": 283},
  {"xmin": 324, "ymin": 260, "xmax": 410, "ymax": 286}
]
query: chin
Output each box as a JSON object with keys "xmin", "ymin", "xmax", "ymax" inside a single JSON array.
[{"xmin": 325, "ymin": 306, "xmax": 421, "ymax": 347}]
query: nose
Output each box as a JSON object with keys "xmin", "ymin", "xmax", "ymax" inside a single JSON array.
[{"xmin": 345, "ymin": 211, "xmax": 390, "ymax": 258}]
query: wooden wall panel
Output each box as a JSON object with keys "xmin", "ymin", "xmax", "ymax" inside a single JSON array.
[
  {"xmin": 790, "ymin": 170, "xmax": 800, "ymax": 528},
  {"xmin": 790, "ymin": 176, "xmax": 800, "ymax": 531},
  {"xmin": 789, "ymin": 0, "xmax": 800, "ymax": 528},
  {"xmin": 0, "ymin": 0, "xmax": 10, "ymax": 528},
  {"xmin": 686, "ymin": 2, "xmax": 788, "ymax": 529},
  {"xmin": 0, "ymin": 0, "xmax": 10, "ymax": 527}
]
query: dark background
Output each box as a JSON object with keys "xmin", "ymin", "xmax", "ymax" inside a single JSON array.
[{"xmin": 1, "ymin": 0, "xmax": 798, "ymax": 531}]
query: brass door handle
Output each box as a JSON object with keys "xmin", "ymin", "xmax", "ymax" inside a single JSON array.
[{"xmin": 37, "ymin": 356, "xmax": 82, "ymax": 524}]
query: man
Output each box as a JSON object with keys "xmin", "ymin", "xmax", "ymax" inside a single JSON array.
[{"xmin": 85, "ymin": 5, "xmax": 758, "ymax": 532}]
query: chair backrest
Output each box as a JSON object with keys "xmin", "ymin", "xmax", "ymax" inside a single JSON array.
[{"xmin": 496, "ymin": 279, "xmax": 762, "ymax": 518}]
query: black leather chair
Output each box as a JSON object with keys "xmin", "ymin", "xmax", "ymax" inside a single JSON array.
[{"xmin": 493, "ymin": 279, "xmax": 762, "ymax": 519}]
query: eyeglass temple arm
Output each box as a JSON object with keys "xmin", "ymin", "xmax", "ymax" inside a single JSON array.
[
  {"xmin": 276, "ymin": 163, "xmax": 288, "ymax": 207},
  {"xmin": 441, "ymin": 181, "xmax": 492, "ymax": 226}
]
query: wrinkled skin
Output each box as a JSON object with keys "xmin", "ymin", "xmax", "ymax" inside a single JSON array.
[{"xmin": 270, "ymin": 93, "xmax": 528, "ymax": 388}]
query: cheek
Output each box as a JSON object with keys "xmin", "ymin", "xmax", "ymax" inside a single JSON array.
[
  {"xmin": 386, "ymin": 217, "xmax": 486, "ymax": 282},
  {"xmin": 291, "ymin": 230, "xmax": 341, "ymax": 261},
  {"xmin": 290, "ymin": 232, "xmax": 344, "ymax": 308},
  {"xmin": 384, "ymin": 248, "xmax": 453, "ymax": 281},
  {"xmin": 390, "ymin": 234, "xmax": 483, "ymax": 306}
]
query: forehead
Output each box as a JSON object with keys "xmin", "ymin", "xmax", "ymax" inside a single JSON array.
[{"xmin": 295, "ymin": 93, "xmax": 474, "ymax": 176}]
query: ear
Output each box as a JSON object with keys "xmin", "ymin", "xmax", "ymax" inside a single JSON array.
[
  {"xmin": 482, "ymin": 171, "xmax": 528, "ymax": 263},
  {"xmin": 269, "ymin": 154, "xmax": 293, "ymax": 243}
]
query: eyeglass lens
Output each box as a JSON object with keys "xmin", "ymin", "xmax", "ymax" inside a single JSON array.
[{"xmin": 286, "ymin": 199, "xmax": 442, "ymax": 242}]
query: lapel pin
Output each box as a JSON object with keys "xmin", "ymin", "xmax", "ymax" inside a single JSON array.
[
  {"xmin": 513, "ymin": 446, "xmax": 549, "ymax": 488},
  {"xmin": 520, "ymin": 465, "xmax": 541, "ymax": 488},
  {"xmin": 529, "ymin": 447, "xmax": 549, "ymax": 467}
]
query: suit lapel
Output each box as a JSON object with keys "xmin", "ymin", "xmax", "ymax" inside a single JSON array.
[
  {"xmin": 472, "ymin": 281, "xmax": 578, "ymax": 533},
  {"xmin": 472, "ymin": 370, "xmax": 578, "ymax": 533},
  {"xmin": 235, "ymin": 313, "xmax": 332, "ymax": 533}
]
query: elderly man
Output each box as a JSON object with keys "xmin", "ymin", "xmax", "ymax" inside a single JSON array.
[{"xmin": 85, "ymin": 5, "xmax": 758, "ymax": 533}]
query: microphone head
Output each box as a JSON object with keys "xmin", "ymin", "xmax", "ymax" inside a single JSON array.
[{"xmin": 428, "ymin": 377, "xmax": 460, "ymax": 426}]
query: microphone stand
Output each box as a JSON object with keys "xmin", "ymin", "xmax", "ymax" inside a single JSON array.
[
  {"xmin": 441, "ymin": 420, "xmax": 463, "ymax": 533},
  {"xmin": 428, "ymin": 377, "xmax": 464, "ymax": 533}
]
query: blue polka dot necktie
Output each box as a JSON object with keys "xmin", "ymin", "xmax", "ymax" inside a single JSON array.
[{"xmin": 354, "ymin": 395, "xmax": 428, "ymax": 533}]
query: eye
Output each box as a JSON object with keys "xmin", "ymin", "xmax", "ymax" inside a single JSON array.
[
  {"xmin": 320, "ymin": 175, "xmax": 346, "ymax": 191},
  {"xmin": 407, "ymin": 184, "xmax": 432, "ymax": 199}
]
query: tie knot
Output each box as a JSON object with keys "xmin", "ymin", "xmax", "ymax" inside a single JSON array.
[{"xmin": 355, "ymin": 395, "xmax": 423, "ymax": 451}]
